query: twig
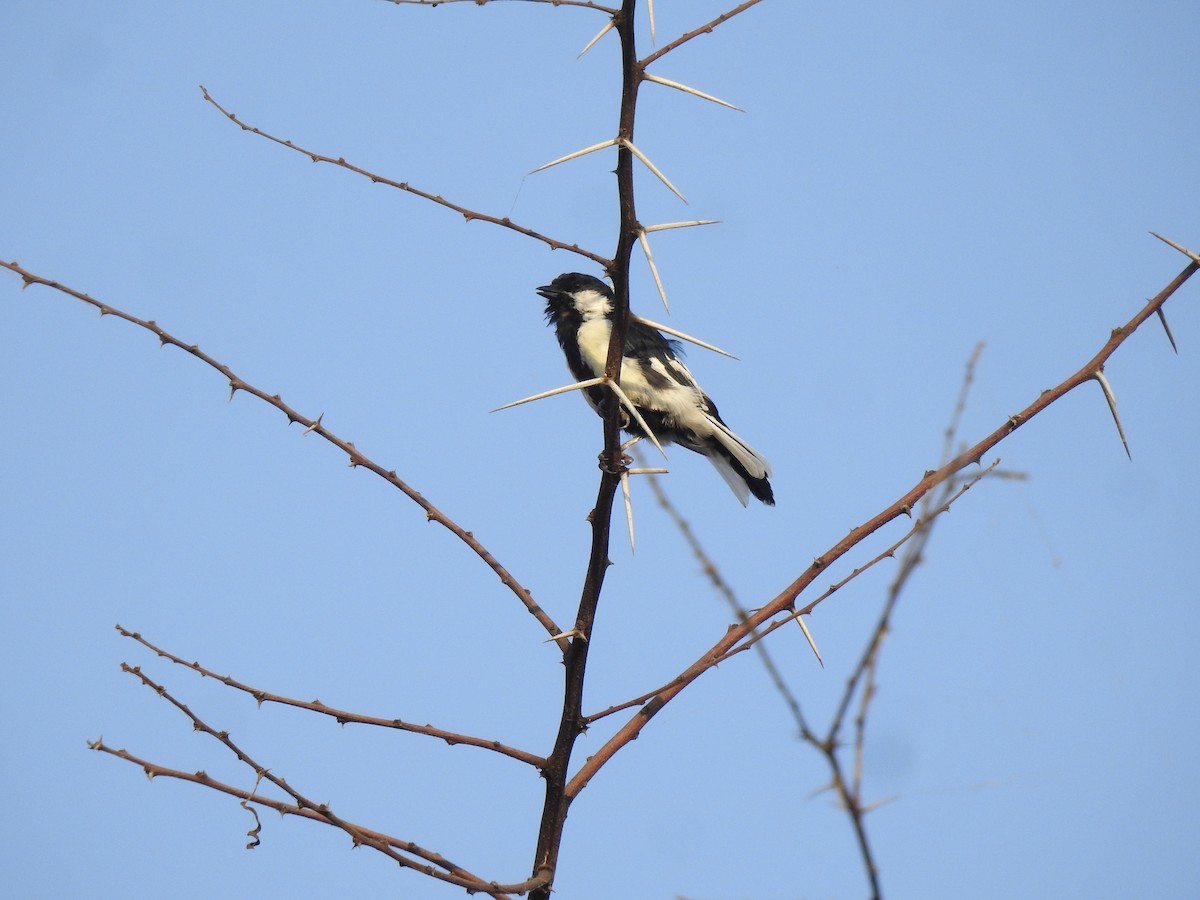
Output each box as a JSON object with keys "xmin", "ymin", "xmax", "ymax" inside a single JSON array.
[
  {"xmin": 640, "ymin": 0, "xmax": 768, "ymax": 67},
  {"xmin": 116, "ymin": 626, "xmax": 546, "ymax": 767},
  {"xmin": 113, "ymin": 664, "xmax": 540, "ymax": 897},
  {"xmin": 200, "ymin": 87, "xmax": 611, "ymax": 270}
]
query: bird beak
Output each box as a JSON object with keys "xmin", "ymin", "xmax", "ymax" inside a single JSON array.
[{"xmin": 536, "ymin": 286, "xmax": 559, "ymax": 301}]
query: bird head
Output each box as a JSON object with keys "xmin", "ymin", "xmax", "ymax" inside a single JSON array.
[{"xmin": 537, "ymin": 273, "xmax": 614, "ymax": 327}]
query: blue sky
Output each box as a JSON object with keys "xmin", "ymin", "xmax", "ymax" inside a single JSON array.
[{"xmin": 3, "ymin": 2, "xmax": 1198, "ymax": 898}]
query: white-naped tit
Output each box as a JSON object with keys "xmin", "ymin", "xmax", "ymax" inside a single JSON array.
[{"xmin": 537, "ymin": 273, "xmax": 774, "ymax": 506}]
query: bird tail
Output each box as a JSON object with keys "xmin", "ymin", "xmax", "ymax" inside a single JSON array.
[{"xmin": 703, "ymin": 422, "xmax": 774, "ymax": 506}]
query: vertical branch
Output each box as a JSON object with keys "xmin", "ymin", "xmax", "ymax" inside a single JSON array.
[{"xmin": 528, "ymin": 2, "xmax": 641, "ymax": 896}]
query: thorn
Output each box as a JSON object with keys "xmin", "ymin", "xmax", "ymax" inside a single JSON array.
[
  {"xmin": 491, "ymin": 376, "xmax": 608, "ymax": 412},
  {"xmin": 530, "ymin": 138, "xmax": 617, "ymax": 175},
  {"xmin": 494, "ymin": 376, "xmax": 666, "ymax": 457},
  {"xmin": 604, "ymin": 379, "xmax": 666, "ymax": 457},
  {"xmin": 637, "ymin": 229, "xmax": 670, "ymax": 312},
  {"xmin": 1156, "ymin": 307, "xmax": 1179, "ymax": 354},
  {"xmin": 1091, "ymin": 368, "xmax": 1131, "ymax": 460},
  {"xmin": 795, "ymin": 614, "xmax": 824, "ymax": 668},
  {"xmin": 546, "ymin": 629, "xmax": 587, "ymax": 643},
  {"xmin": 642, "ymin": 73, "xmax": 744, "ymax": 111},
  {"xmin": 647, "ymin": 0, "xmax": 656, "ymax": 44},
  {"xmin": 619, "ymin": 139, "xmax": 687, "ymax": 203},
  {"xmin": 1149, "ymin": 231, "xmax": 1200, "ymax": 265},
  {"xmin": 302, "ymin": 413, "xmax": 324, "ymax": 435},
  {"xmin": 620, "ymin": 470, "xmax": 635, "ymax": 552},
  {"xmin": 631, "ymin": 314, "xmax": 738, "ymax": 359},
  {"xmin": 577, "ymin": 17, "xmax": 615, "ymax": 58},
  {"xmin": 642, "ymin": 220, "xmax": 720, "ymax": 234}
]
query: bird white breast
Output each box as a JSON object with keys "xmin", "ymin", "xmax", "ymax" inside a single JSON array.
[{"xmin": 573, "ymin": 289, "xmax": 615, "ymax": 377}]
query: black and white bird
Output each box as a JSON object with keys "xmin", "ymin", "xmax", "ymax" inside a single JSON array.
[{"xmin": 537, "ymin": 272, "xmax": 774, "ymax": 506}]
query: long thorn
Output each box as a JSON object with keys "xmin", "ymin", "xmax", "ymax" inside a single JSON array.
[
  {"xmin": 604, "ymin": 380, "xmax": 666, "ymax": 457},
  {"xmin": 637, "ymin": 229, "xmax": 669, "ymax": 312},
  {"xmin": 631, "ymin": 315, "xmax": 738, "ymax": 359},
  {"xmin": 494, "ymin": 376, "xmax": 666, "ymax": 456},
  {"xmin": 530, "ymin": 139, "xmax": 617, "ymax": 174},
  {"xmin": 620, "ymin": 139, "xmax": 686, "ymax": 203},
  {"xmin": 621, "ymin": 470, "xmax": 635, "ymax": 552},
  {"xmin": 1149, "ymin": 231, "xmax": 1200, "ymax": 264},
  {"xmin": 642, "ymin": 73, "xmax": 744, "ymax": 111},
  {"xmin": 643, "ymin": 220, "xmax": 720, "ymax": 233},
  {"xmin": 1092, "ymin": 368, "xmax": 1131, "ymax": 460},
  {"xmin": 1156, "ymin": 307, "xmax": 1179, "ymax": 353},
  {"xmin": 796, "ymin": 615, "xmax": 824, "ymax": 668},
  {"xmin": 647, "ymin": 0, "xmax": 656, "ymax": 44},
  {"xmin": 491, "ymin": 377, "xmax": 606, "ymax": 412},
  {"xmin": 578, "ymin": 18, "xmax": 615, "ymax": 58}
]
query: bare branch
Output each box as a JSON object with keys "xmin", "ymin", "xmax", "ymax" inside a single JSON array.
[
  {"xmin": 199, "ymin": 86, "xmax": 610, "ymax": 269},
  {"xmin": 640, "ymin": 0, "xmax": 768, "ymax": 67},
  {"xmin": 113, "ymin": 664, "xmax": 540, "ymax": 897},
  {"xmin": 0, "ymin": 259, "xmax": 567, "ymax": 649},
  {"xmin": 116, "ymin": 626, "xmax": 546, "ymax": 767},
  {"xmin": 565, "ymin": 256, "xmax": 1198, "ymax": 798}
]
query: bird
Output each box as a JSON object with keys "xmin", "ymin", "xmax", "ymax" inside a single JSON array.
[{"xmin": 537, "ymin": 272, "xmax": 774, "ymax": 506}]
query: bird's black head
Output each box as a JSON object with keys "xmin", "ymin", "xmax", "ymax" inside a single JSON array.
[{"xmin": 537, "ymin": 273, "xmax": 614, "ymax": 328}]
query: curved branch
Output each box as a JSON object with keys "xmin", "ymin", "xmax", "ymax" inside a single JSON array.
[
  {"xmin": 113, "ymin": 664, "xmax": 544, "ymax": 897},
  {"xmin": 200, "ymin": 87, "xmax": 611, "ymax": 269},
  {"xmin": 88, "ymin": 742, "xmax": 539, "ymax": 899},
  {"xmin": 0, "ymin": 259, "xmax": 567, "ymax": 649},
  {"xmin": 117, "ymin": 626, "xmax": 546, "ymax": 768},
  {"xmin": 566, "ymin": 256, "xmax": 1198, "ymax": 798},
  {"xmin": 640, "ymin": 0, "xmax": 767, "ymax": 68}
]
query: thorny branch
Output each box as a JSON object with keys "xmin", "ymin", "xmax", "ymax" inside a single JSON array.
[
  {"xmin": 116, "ymin": 626, "xmax": 546, "ymax": 768},
  {"xmin": 88, "ymin": 742, "xmax": 535, "ymax": 898},
  {"xmin": 3, "ymin": 0, "xmax": 1194, "ymax": 894},
  {"xmin": 0, "ymin": 258, "xmax": 566, "ymax": 652},
  {"xmin": 199, "ymin": 87, "xmax": 611, "ymax": 271},
  {"xmin": 108, "ymin": 663, "xmax": 544, "ymax": 898},
  {"xmin": 564, "ymin": 251, "xmax": 1198, "ymax": 800}
]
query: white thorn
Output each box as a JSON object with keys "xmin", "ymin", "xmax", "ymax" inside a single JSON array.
[
  {"xmin": 577, "ymin": 17, "xmax": 615, "ymax": 58},
  {"xmin": 632, "ymin": 314, "xmax": 738, "ymax": 359},
  {"xmin": 530, "ymin": 138, "xmax": 618, "ymax": 175},
  {"xmin": 604, "ymin": 379, "xmax": 667, "ymax": 458},
  {"xmin": 643, "ymin": 220, "xmax": 720, "ymax": 233},
  {"xmin": 491, "ymin": 377, "xmax": 607, "ymax": 412},
  {"xmin": 621, "ymin": 470, "xmax": 635, "ymax": 552},
  {"xmin": 643, "ymin": 73, "xmax": 744, "ymax": 111},
  {"xmin": 795, "ymin": 614, "xmax": 824, "ymax": 668},
  {"xmin": 1149, "ymin": 231, "xmax": 1200, "ymax": 265},
  {"xmin": 545, "ymin": 629, "xmax": 586, "ymax": 643},
  {"xmin": 637, "ymin": 229, "xmax": 670, "ymax": 313},
  {"xmin": 620, "ymin": 139, "xmax": 686, "ymax": 203},
  {"xmin": 1092, "ymin": 368, "xmax": 1131, "ymax": 460}
]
